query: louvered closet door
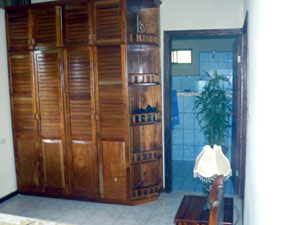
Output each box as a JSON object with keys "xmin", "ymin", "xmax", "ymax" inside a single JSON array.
[
  {"xmin": 63, "ymin": 47, "xmax": 100, "ymax": 197},
  {"xmin": 64, "ymin": 3, "xmax": 93, "ymax": 46},
  {"xmin": 6, "ymin": 10, "xmax": 32, "ymax": 51},
  {"xmin": 96, "ymin": 45, "xmax": 127, "ymax": 140},
  {"xmin": 93, "ymin": 0, "xmax": 125, "ymax": 44},
  {"xmin": 33, "ymin": 6, "xmax": 62, "ymax": 49},
  {"xmin": 95, "ymin": 45, "xmax": 128, "ymax": 199},
  {"xmin": 34, "ymin": 49, "xmax": 68, "ymax": 194},
  {"xmin": 8, "ymin": 52, "xmax": 40, "ymax": 192}
]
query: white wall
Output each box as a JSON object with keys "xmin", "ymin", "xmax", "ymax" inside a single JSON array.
[
  {"xmin": 161, "ymin": 0, "xmax": 244, "ymax": 31},
  {"xmin": 172, "ymin": 38, "xmax": 235, "ymax": 75},
  {"xmin": 160, "ymin": 0, "xmax": 244, "ymax": 187},
  {"xmin": 0, "ymin": 9, "xmax": 17, "ymax": 198},
  {"xmin": 244, "ymin": 1, "xmax": 300, "ymax": 225}
]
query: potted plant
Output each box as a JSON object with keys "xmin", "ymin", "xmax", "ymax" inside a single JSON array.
[{"xmin": 194, "ymin": 70, "xmax": 232, "ymax": 153}]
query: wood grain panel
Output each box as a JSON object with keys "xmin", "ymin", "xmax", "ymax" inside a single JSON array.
[
  {"xmin": 127, "ymin": 45, "xmax": 160, "ymax": 74},
  {"xmin": 102, "ymin": 141, "xmax": 127, "ymax": 200},
  {"xmin": 6, "ymin": 10, "xmax": 30, "ymax": 50},
  {"xmin": 9, "ymin": 53, "xmax": 32, "ymax": 96},
  {"xmin": 100, "ymin": 104, "xmax": 125, "ymax": 140},
  {"xmin": 34, "ymin": 7, "xmax": 58, "ymax": 49},
  {"xmin": 131, "ymin": 123, "xmax": 161, "ymax": 152},
  {"xmin": 129, "ymin": 85, "xmax": 161, "ymax": 112},
  {"xmin": 35, "ymin": 50, "xmax": 62, "ymax": 138},
  {"xmin": 70, "ymin": 141, "xmax": 99, "ymax": 197},
  {"xmin": 64, "ymin": 3, "xmax": 92, "ymax": 45},
  {"xmin": 64, "ymin": 47, "xmax": 94, "ymax": 139},
  {"xmin": 42, "ymin": 139, "xmax": 65, "ymax": 192},
  {"xmin": 12, "ymin": 97, "xmax": 35, "ymax": 137},
  {"xmin": 97, "ymin": 45, "xmax": 123, "ymax": 104},
  {"xmin": 94, "ymin": 0, "xmax": 124, "ymax": 44},
  {"xmin": 15, "ymin": 139, "xmax": 40, "ymax": 191},
  {"xmin": 69, "ymin": 100, "xmax": 93, "ymax": 138},
  {"xmin": 141, "ymin": 160, "xmax": 161, "ymax": 186},
  {"xmin": 138, "ymin": 8, "xmax": 160, "ymax": 40},
  {"xmin": 67, "ymin": 48, "xmax": 91, "ymax": 96},
  {"xmin": 63, "ymin": 47, "xmax": 99, "ymax": 197},
  {"xmin": 8, "ymin": 52, "xmax": 36, "ymax": 138}
]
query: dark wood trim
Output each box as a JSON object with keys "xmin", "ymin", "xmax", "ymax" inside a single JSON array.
[
  {"xmin": 165, "ymin": 29, "xmax": 242, "ymax": 40},
  {"xmin": 163, "ymin": 31, "xmax": 172, "ymax": 192},
  {"xmin": 243, "ymin": 11, "xmax": 248, "ymax": 34},
  {"xmin": 164, "ymin": 28, "xmax": 248, "ymax": 195},
  {"xmin": 0, "ymin": 190, "xmax": 19, "ymax": 203},
  {"xmin": 240, "ymin": 11, "xmax": 248, "ymax": 200}
]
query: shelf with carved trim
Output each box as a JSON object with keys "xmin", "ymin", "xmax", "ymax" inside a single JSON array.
[
  {"xmin": 132, "ymin": 179, "xmax": 163, "ymax": 199},
  {"xmin": 128, "ymin": 33, "xmax": 159, "ymax": 46},
  {"xmin": 129, "ymin": 73, "xmax": 160, "ymax": 86},
  {"xmin": 131, "ymin": 112, "xmax": 160, "ymax": 126},
  {"xmin": 131, "ymin": 147, "xmax": 162, "ymax": 164}
]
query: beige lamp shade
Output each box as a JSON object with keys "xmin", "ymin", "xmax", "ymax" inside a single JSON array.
[{"xmin": 193, "ymin": 145, "xmax": 232, "ymax": 183}]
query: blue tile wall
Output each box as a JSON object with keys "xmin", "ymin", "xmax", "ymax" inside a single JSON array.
[
  {"xmin": 171, "ymin": 51, "xmax": 233, "ymax": 161},
  {"xmin": 177, "ymin": 96, "xmax": 184, "ymax": 113},
  {"xmin": 172, "ymin": 145, "xmax": 184, "ymax": 161},
  {"xmin": 183, "ymin": 96, "xmax": 194, "ymax": 112},
  {"xmin": 181, "ymin": 76, "xmax": 191, "ymax": 90},
  {"xmin": 184, "ymin": 130, "xmax": 194, "ymax": 146},
  {"xmin": 174, "ymin": 113, "xmax": 184, "ymax": 130},
  {"xmin": 183, "ymin": 146, "xmax": 194, "ymax": 161},
  {"xmin": 172, "ymin": 129, "xmax": 183, "ymax": 145},
  {"xmin": 194, "ymin": 130, "xmax": 205, "ymax": 146},
  {"xmin": 183, "ymin": 113, "xmax": 194, "ymax": 130},
  {"xmin": 172, "ymin": 76, "xmax": 182, "ymax": 90}
]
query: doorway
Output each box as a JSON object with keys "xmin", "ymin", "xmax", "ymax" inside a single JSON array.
[
  {"xmin": 170, "ymin": 37, "xmax": 236, "ymax": 195},
  {"xmin": 164, "ymin": 28, "xmax": 248, "ymax": 199}
]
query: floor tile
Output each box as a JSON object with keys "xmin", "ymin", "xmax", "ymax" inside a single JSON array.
[{"xmin": 0, "ymin": 191, "xmax": 243, "ymax": 225}]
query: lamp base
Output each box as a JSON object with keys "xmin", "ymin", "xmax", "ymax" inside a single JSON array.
[{"xmin": 202, "ymin": 181, "xmax": 213, "ymax": 211}]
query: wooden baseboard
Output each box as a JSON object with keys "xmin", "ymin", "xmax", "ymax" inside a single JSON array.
[
  {"xmin": 19, "ymin": 190, "xmax": 159, "ymax": 206},
  {"xmin": 0, "ymin": 190, "xmax": 19, "ymax": 203}
]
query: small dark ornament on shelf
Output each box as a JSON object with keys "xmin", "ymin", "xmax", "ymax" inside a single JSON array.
[
  {"xmin": 137, "ymin": 15, "xmax": 145, "ymax": 33},
  {"xmin": 133, "ymin": 105, "xmax": 158, "ymax": 114}
]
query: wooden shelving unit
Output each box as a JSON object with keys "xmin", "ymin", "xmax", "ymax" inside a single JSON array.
[
  {"xmin": 5, "ymin": 0, "xmax": 162, "ymax": 205},
  {"xmin": 131, "ymin": 112, "xmax": 160, "ymax": 125},
  {"xmin": 128, "ymin": 73, "xmax": 160, "ymax": 86},
  {"xmin": 131, "ymin": 147, "xmax": 162, "ymax": 164},
  {"xmin": 127, "ymin": 3, "xmax": 162, "ymax": 200},
  {"xmin": 132, "ymin": 179, "xmax": 163, "ymax": 199},
  {"xmin": 128, "ymin": 33, "xmax": 159, "ymax": 46}
]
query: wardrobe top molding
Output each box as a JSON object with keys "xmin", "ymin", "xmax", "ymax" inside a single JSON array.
[{"xmin": 5, "ymin": 0, "xmax": 162, "ymax": 12}]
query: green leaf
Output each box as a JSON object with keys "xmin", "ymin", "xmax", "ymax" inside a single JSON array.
[{"xmin": 194, "ymin": 70, "xmax": 232, "ymax": 146}]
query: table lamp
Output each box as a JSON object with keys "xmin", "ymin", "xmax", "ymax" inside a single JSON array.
[{"xmin": 193, "ymin": 145, "xmax": 232, "ymax": 209}]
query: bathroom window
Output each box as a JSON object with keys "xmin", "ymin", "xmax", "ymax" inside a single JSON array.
[{"xmin": 171, "ymin": 49, "xmax": 192, "ymax": 64}]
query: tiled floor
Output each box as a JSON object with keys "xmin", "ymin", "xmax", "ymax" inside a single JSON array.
[
  {"xmin": 172, "ymin": 160, "xmax": 237, "ymax": 196},
  {"xmin": 0, "ymin": 192, "xmax": 243, "ymax": 225}
]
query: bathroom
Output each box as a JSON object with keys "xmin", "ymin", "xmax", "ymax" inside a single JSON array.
[{"xmin": 170, "ymin": 38, "xmax": 236, "ymax": 195}]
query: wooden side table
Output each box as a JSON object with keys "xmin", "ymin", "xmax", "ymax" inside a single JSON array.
[{"xmin": 174, "ymin": 195, "xmax": 233, "ymax": 225}]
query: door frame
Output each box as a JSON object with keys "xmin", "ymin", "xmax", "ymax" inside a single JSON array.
[{"xmin": 163, "ymin": 25, "xmax": 248, "ymax": 199}]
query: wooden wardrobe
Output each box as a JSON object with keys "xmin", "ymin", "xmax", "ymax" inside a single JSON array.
[{"xmin": 5, "ymin": 0, "xmax": 162, "ymax": 205}]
